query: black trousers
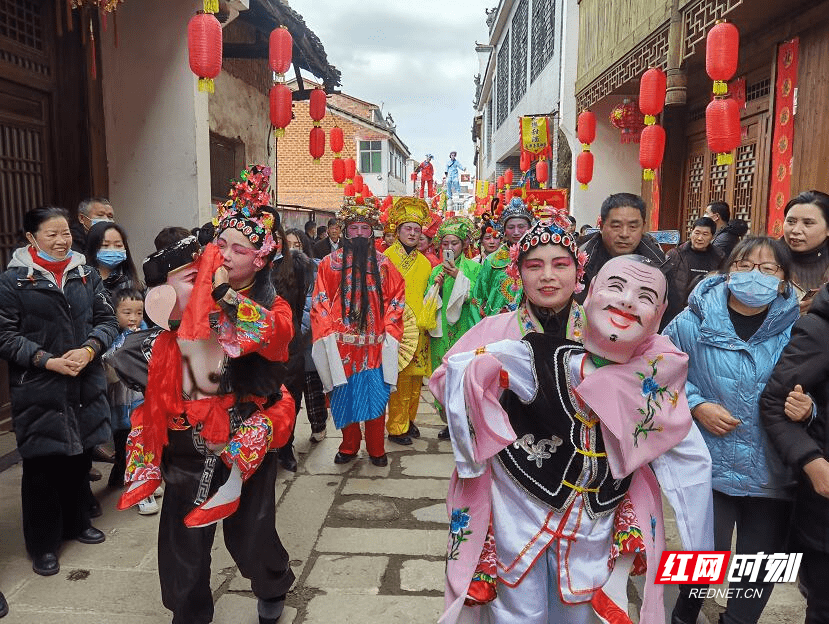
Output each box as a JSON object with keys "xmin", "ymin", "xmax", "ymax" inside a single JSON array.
[
  {"xmin": 21, "ymin": 450, "xmax": 92, "ymax": 557},
  {"xmin": 158, "ymin": 429, "xmax": 295, "ymax": 624},
  {"xmin": 798, "ymin": 543, "xmax": 829, "ymax": 624}
]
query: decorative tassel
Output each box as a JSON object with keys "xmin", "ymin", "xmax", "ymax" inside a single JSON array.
[
  {"xmin": 643, "ymin": 169, "xmax": 655, "ymax": 180},
  {"xmin": 716, "ymin": 152, "xmax": 734, "ymax": 165},
  {"xmin": 581, "ymin": 183, "xmax": 589, "ymax": 190},
  {"xmin": 581, "ymin": 144, "xmax": 591, "ymax": 152},
  {"xmin": 275, "ymin": 128, "xmax": 285, "ymax": 138},
  {"xmin": 198, "ymin": 78, "xmax": 215, "ymax": 93},
  {"xmin": 713, "ymin": 80, "xmax": 728, "ymax": 95},
  {"xmin": 89, "ymin": 17, "xmax": 97, "ymax": 80},
  {"xmin": 203, "ymin": 0, "xmax": 219, "ymax": 13},
  {"xmin": 644, "ymin": 114, "xmax": 656, "ymax": 126}
]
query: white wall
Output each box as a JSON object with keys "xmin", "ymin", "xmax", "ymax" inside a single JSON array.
[{"xmin": 101, "ymin": 0, "xmax": 212, "ymax": 268}]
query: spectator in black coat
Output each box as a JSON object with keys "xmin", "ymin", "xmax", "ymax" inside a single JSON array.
[
  {"xmin": 70, "ymin": 197, "xmax": 114, "ymax": 254},
  {"xmin": 313, "ymin": 218, "xmax": 341, "ymax": 258},
  {"xmin": 85, "ymin": 221, "xmax": 144, "ymax": 304},
  {"xmin": 705, "ymin": 201, "xmax": 748, "ymax": 258},
  {"xmin": 0, "ymin": 207, "xmax": 119, "ymax": 577}
]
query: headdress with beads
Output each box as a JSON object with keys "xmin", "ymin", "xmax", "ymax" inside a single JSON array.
[
  {"xmin": 387, "ymin": 196, "xmax": 430, "ymax": 231},
  {"xmin": 434, "ymin": 215, "xmax": 475, "ymax": 249},
  {"xmin": 498, "ymin": 196, "xmax": 534, "ymax": 226},
  {"xmin": 213, "ymin": 164, "xmax": 278, "ymax": 260},
  {"xmin": 507, "ymin": 207, "xmax": 589, "ymax": 293},
  {"xmin": 337, "ymin": 195, "xmax": 382, "ymax": 231}
]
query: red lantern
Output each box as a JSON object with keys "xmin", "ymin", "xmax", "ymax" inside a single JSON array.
[
  {"xmin": 188, "ymin": 12, "xmax": 222, "ymax": 93},
  {"xmin": 353, "ymin": 173, "xmax": 364, "ymax": 194},
  {"xmin": 535, "ymin": 159, "xmax": 548, "ymax": 189},
  {"xmin": 706, "ymin": 21, "xmax": 739, "ymax": 95},
  {"xmin": 330, "ymin": 126, "xmax": 344, "ymax": 155},
  {"xmin": 497, "ymin": 175, "xmax": 505, "ymax": 190},
  {"xmin": 309, "ymin": 88, "xmax": 326, "ymax": 125},
  {"xmin": 706, "ymin": 97, "xmax": 741, "ymax": 165},
  {"xmin": 269, "ymin": 26, "xmax": 292, "ymax": 77},
  {"xmin": 410, "ymin": 172, "xmax": 418, "ymax": 181},
  {"xmin": 309, "ymin": 126, "xmax": 325, "ymax": 162},
  {"xmin": 609, "ymin": 99, "xmax": 645, "ymax": 143},
  {"xmin": 344, "ymin": 158, "xmax": 356, "ymax": 181},
  {"xmin": 577, "ymin": 110, "xmax": 596, "ymax": 146},
  {"xmin": 639, "ymin": 68, "xmax": 666, "ymax": 125},
  {"xmin": 363, "ymin": 186, "xmax": 373, "ymax": 198},
  {"xmin": 576, "ymin": 152, "xmax": 594, "ymax": 190},
  {"xmin": 639, "ymin": 124, "xmax": 666, "ymax": 180},
  {"xmin": 504, "ymin": 168, "xmax": 513, "ymax": 186},
  {"xmin": 269, "ymin": 83, "xmax": 292, "ymax": 137},
  {"xmin": 520, "ymin": 151, "xmax": 531, "ymax": 173},
  {"xmin": 332, "ymin": 158, "xmax": 346, "ymax": 185},
  {"xmin": 344, "ymin": 183, "xmax": 355, "ymax": 197}
]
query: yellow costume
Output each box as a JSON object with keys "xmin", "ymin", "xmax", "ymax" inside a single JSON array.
[{"xmin": 384, "ymin": 197, "xmax": 432, "ymax": 437}]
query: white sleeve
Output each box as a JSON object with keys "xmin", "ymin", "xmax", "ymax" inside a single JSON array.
[
  {"xmin": 381, "ymin": 334, "xmax": 400, "ymax": 390},
  {"xmin": 444, "ymin": 271, "xmax": 471, "ymax": 325},
  {"xmin": 650, "ymin": 422, "xmax": 715, "ymax": 550},
  {"xmin": 311, "ymin": 334, "xmax": 347, "ymax": 392}
]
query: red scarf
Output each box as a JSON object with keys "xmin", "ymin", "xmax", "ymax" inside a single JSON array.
[{"xmin": 28, "ymin": 246, "xmax": 72, "ymax": 288}]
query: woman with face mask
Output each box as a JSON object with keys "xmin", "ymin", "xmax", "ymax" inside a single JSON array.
[
  {"xmin": 663, "ymin": 236, "xmax": 805, "ymax": 624},
  {"xmin": 85, "ymin": 221, "xmax": 143, "ymax": 302}
]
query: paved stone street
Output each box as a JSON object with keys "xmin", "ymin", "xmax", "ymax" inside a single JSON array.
[{"xmin": 0, "ymin": 389, "xmax": 806, "ymax": 623}]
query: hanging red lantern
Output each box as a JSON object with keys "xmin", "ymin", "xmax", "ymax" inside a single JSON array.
[
  {"xmin": 332, "ymin": 158, "xmax": 346, "ymax": 185},
  {"xmin": 309, "ymin": 126, "xmax": 325, "ymax": 162},
  {"xmin": 330, "ymin": 126, "xmax": 344, "ymax": 156},
  {"xmin": 309, "ymin": 88, "xmax": 326, "ymax": 126},
  {"xmin": 520, "ymin": 150, "xmax": 531, "ymax": 173},
  {"xmin": 344, "ymin": 158, "xmax": 356, "ymax": 181},
  {"xmin": 344, "ymin": 183, "xmax": 355, "ymax": 197},
  {"xmin": 410, "ymin": 172, "xmax": 417, "ymax": 181},
  {"xmin": 269, "ymin": 83, "xmax": 292, "ymax": 137},
  {"xmin": 576, "ymin": 152, "xmax": 594, "ymax": 190},
  {"xmin": 504, "ymin": 168, "xmax": 513, "ymax": 186},
  {"xmin": 639, "ymin": 124, "xmax": 666, "ymax": 180},
  {"xmin": 364, "ymin": 186, "xmax": 373, "ymax": 198},
  {"xmin": 706, "ymin": 21, "xmax": 739, "ymax": 95},
  {"xmin": 639, "ymin": 68, "xmax": 666, "ymax": 125},
  {"xmin": 187, "ymin": 12, "xmax": 222, "ymax": 94},
  {"xmin": 353, "ymin": 173, "xmax": 364, "ymax": 194},
  {"xmin": 535, "ymin": 159, "xmax": 549, "ymax": 189},
  {"xmin": 269, "ymin": 26, "xmax": 293, "ymax": 78},
  {"xmin": 706, "ymin": 97, "xmax": 741, "ymax": 165},
  {"xmin": 609, "ymin": 99, "xmax": 646, "ymax": 143},
  {"xmin": 577, "ymin": 110, "xmax": 597, "ymax": 146},
  {"xmin": 497, "ymin": 175, "xmax": 505, "ymax": 190}
]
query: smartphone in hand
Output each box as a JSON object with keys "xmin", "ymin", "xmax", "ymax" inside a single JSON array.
[{"xmin": 443, "ymin": 249, "xmax": 455, "ymax": 264}]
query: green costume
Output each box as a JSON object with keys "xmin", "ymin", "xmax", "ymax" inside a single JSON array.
[{"xmin": 469, "ymin": 243, "xmax": 522, "ymax": 321}]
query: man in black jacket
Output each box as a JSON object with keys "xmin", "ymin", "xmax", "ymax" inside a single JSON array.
[
  {"xmin": 312, "ymin": 218, "xmax": 341, "ymax": 258},
  {"xmin": 71, "ymin": 197, "xmax": 114, "ymax": 254},
  {"xmin": 761, "ymin": 285, "xmax": 829, "ymax": 624},
  {"xmin": 705, "ymin": 201, "xmax": 748, "ymax": 258}
]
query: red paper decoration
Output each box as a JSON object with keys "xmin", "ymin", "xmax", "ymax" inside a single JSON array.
[
  {"xmin": 706, "ymin": 97, "xmax": 741, "ymax": 165},
  {"xmin": 330, "ymin": 127, "xmax": 344, "ymax": 155},
  {"xmin": 639, "ymin": 68, "xmax": 666, "ymax": 125},
  {"xmin": 188, "ymin": 12, "xmax": 222, "ymax": 94},
  {"xmin": 504, "ymin": 168, "xmax": 513, "ymax": 186},
  {"xmin": 269, "ymin": 83, "xmax": 292, "ymax": 137},
  {"xmin": 639, "ymin": 124, "xmax": 666, "ymax": 180},
  {"xmin": 609, "ymin": 99, "xmax": 645, "ymax": 143},
  {"xmin": 309, "ymin": 126, "xmax": 325, "ymax": 162},
  {"xmin": 332, "ymin": 158, "xmax": 346, "ymax": 185},
  {"xmin": 535, "ymin": 159, "xmax": 548, "ymax": 189},
  {"xmin": 576, "ymin": 152, "xmax": 594, "ymax": 190},
  {"xmin": 577, "ymin": 110, "xmax": 596, "ymax": 146},
  {"xmin": 309, "ymin": 88, "xmax": 326, "ymax": 125},
  {"xmin": 269, "ymin": 26, "xmax": 292, "ymax": 77},
  {"xmin": 344, "ymin": 158, "xmax": 356, "ymax": 181},
  {"xmin": 353, "ymin": 173, "xmax": 364, "ymax": 194},
  {"xmin": 706, "ymin": 21, "xmax": 739, "ymax": 95}
]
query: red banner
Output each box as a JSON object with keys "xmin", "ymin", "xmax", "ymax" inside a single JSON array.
[{"xmin": 767, "ymin": 38, "xmax": 799, "ymax": 236}]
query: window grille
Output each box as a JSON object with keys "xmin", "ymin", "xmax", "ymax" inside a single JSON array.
[
  {"xmin": 530, "ymin": 0, "xmax": 555, "ymax": 82},
  {"xmin": 510, "ymin": 0, "xmax": 528, "ymax": 110},
  {"xmin": 486, "ymin": 99, "xmax": 493, "ymax": 163},
  {"xmin": 496, "ymin": 34, "xmax": 509, "ymax": 128},
  {"xmin": 0, "ymin": 0, "xmax": 43, "ymax": 50}
]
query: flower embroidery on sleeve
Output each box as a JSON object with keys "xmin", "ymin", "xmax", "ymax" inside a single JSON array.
[
  {"xmin": 447, "ymin": 507, "xmax": 472, "ymax": 560},
  {"xmin": 632, "ymin": 354, "xmax": 679, "ymax": 446}
]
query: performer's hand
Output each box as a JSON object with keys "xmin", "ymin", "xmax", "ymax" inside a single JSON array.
[
  {"xmin": 443, "ymin": 258, "xmax": 459, "ymax": 278},
  {"xmin": 803, "ymin": 457, "xmax": 829, "ymax": 499},
  {"xmin": 434, "ymin": 271, "xmax": 445, "ymax": 287},
  {"xmin": 785, "ymin": 384, "xmax": 813, "ymax": 422},
  {"xmin": 692, "ymin": 402, "xmax": 740, "ymax": 436},
  {"xmin": 45, "ymin": 357, "xmax": 81, "ymax": 377},
  {"xmin": 213, "ymin": 266, "xmax": 229, "ymax": 288}
]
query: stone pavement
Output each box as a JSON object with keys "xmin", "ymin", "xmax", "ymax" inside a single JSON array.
[{"xmin": 0, "ymin": 388, "xmax": 807, "ymax": 623}]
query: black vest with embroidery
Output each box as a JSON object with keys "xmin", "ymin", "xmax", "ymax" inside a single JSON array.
[{"xmin": 497, "ymin": 332, "xmax": 631, "ymax": 519}]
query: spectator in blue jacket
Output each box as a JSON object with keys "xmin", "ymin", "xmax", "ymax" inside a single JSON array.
[{"xmin": 663, "ymin": 236, "xmax": 802, "ymax": 624}]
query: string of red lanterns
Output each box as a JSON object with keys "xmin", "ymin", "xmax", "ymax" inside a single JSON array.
[
  {"xmin": 576, "ymin": 110, "xmax": 596, "ymax": 189},
  {"xmin": 269, "ymin": 26, "xmax": 293, "ymax": 138},
  {"xmin": 639, "ymin": 67, "xmax": 667, "ymax": 180},
  {"xmin": 706, "ymin": 21, "xmax": 741, "ymax": 165}
]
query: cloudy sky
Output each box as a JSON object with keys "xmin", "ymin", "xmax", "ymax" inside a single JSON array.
[{"xmin": 290, "ymin": 0, "xmax": 494, "ymax": 173}]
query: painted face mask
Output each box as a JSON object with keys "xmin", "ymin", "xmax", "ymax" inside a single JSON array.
[
  {"xmin": 727, "ymin": 270, "xmax": 780, "ymax": 307},
  {"xmin": 582, "ymin": 255, "xmax": 668, "ymax": 364}
]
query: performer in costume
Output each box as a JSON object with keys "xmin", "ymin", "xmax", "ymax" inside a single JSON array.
[
  {"xmin": 445, "ymin": 151, "xmax": 466, "ymax": 204},
  {"xmin": 415, "ymin": 154, "xmax": 435, "ymax": 199},
  {"xmin": 470, "ymin": 197, "xmax": 533, "ymax": 319},
  {"xmin": 431, "ymin": 220, "xmax": 713, "ymax": 624},
  {"xmin": 112, "ymin": 165, "xmax": 297, "ymax": 624},
  {"xmin": 475, "ymin": 212, "xmax": 502, "ymax": 264},
  {"xmin": 384, "ymin": 197, "xmax": 433, "ymax": 445},
  {"xmin": 311, "ymin": 197, "xmax": 406, "ymax": 466},
  {"xmin": 420, "ymin": 212, "xmax": 443, "ymax": 268}
]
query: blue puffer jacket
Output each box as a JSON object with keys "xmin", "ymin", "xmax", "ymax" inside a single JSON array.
[{"xmin": 663, "ymin": 274, "xmax": 799, "ymax": 499}]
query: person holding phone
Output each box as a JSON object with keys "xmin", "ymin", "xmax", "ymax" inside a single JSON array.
[{"xmin": 425, "ymin": 217, "xmax": 481, "ymax": 439}]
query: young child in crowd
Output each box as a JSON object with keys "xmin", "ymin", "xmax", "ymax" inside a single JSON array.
[{"xmin": 105, "ymin": 288, "xmax": 160, "ymax": 515}]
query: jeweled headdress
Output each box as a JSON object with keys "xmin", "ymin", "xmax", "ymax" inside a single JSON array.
[
  {"xmin": 337, "ymin": 196, "xmax": 382, "ymax": 231},
  {"xmin": 213, "ymin": 164, "xmax": 278, "ymax": 259}
]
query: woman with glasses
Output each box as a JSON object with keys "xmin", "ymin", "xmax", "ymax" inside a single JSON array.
[{"xmin": 664, "ymin": 236, "xmax": 804, "ymax": 624}]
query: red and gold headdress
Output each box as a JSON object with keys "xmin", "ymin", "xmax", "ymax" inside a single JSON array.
[{"xmin": 213, "ymin": 164, "xmax": 278, "ymax": 259}]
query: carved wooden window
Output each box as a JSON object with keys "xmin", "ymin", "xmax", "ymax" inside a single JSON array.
[
  {"xmin": 732, "ymin": 143, "xmax": 756, "ymax": 230},
  {"xmin": 496, "ymin": 33, "xmax": 509, "ymax": 128},
  {"xmin": 684, "ymin": 152, "xmax": 705, "ymax": 235},
  {"xmin": 210, "ymin": 132, "xmax": 245, "ymax": 202},
  {"xmin": 510, "ymin": 0, "xmax": 528, "ymax": 110},
  {"xmin": 530, "ymin": 0, "xmax": 555, "ymax": 82},
  {"xmin": 0, "ymin": 0, "xmax": 43, "ymax": 50}
]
